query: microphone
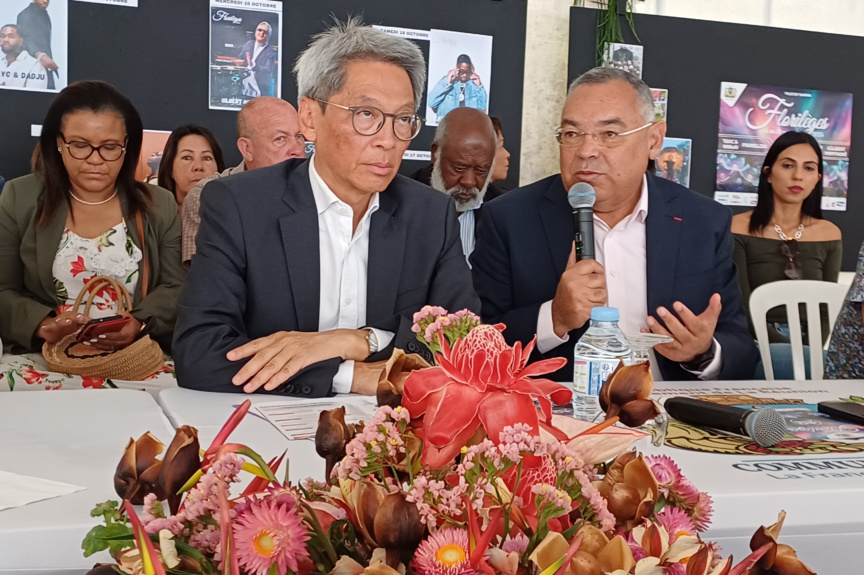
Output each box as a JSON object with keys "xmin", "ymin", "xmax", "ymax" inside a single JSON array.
[
  {"xmin": 664, "ymin": 397, "xmax": 788, "ymax": 447},
  {"xmin": 567, "ymin": 183, "xmax": 596, "ymax": 260}
]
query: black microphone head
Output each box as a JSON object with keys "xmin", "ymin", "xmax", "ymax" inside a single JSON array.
[
  {"xmin": 568, "ymin": 183, "xmax": 596, "ymax": 210},
  {"xmin": 744, "ymin": 408, "xmax": 788, "ymax": 447}
]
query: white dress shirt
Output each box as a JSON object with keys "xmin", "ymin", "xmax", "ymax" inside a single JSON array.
[
  {"xmin": 0, "ymin": 50, "xmax": 47, "ymax": 90},
  {"xmin": 536, "ymin": 175, "xmax": 721, "ymax": 380},
  {"xmin": 252, "ymin": 42, "xmax": 267, "ymax": 66},
  {"xmin": 309, "ymin": 156, "xmax": 395, "ymax": 393}
]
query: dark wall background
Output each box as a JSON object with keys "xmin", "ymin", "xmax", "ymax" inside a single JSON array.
[
  {"xmin": 0, "ymin": 0, "xmax": 526, "ymax": 190},
  {"xmin": 569, "ymin": 7, "xmax": 862, "ymax": 271}
]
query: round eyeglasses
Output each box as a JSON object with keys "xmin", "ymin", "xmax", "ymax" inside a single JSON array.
[
  {"xmin": 60, "ymin": 134, "xmax": 127, "ymax": 162},
  {"xmin": 314, "ymin": 99, "xmax": 423, "ymax": 141},
  {"xmin": 555, "ymin": 121, "xmax": 654, "ymax": 147}
]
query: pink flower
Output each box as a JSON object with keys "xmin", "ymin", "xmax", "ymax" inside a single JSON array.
[
  {"xmin": 645, "ymin": 455, "xmax": 683, "ymax": 487},
  {"xmin": 691, "ymin": 492, "xmax": 714, "ymax": 531},
  {"xmin": 234, "ymin": 496, "xmax": 310, "ymax": 575},
  {"xmin": 655, "ymin": 506, "xmax": 696, "ymax": 542},
  {"xmin": 412, "ymin": 528, "xmax": 479, "ymax": 575},
  {"xmin": 501, "ymin": 532, "xmax": 529, "ymax": 554}
]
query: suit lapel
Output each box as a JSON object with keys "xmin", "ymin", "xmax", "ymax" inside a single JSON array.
[
  {"xmin": 538, "ymin": 177, "xmax": 573, "ymax": 278},
  {"xmin": 645, "ymin": 174, "xmax": 682, "ymax": 312},
  {"xmin": 35, "ymin": 198, "xmax": 67, "ymax": 302},
  {"xmin": 279, "ymin": 162, "xmax": 321, "ymax": 332},
  {"xmin": 367, "ymin": 190, "xmax": 405, "ymax": 323}
]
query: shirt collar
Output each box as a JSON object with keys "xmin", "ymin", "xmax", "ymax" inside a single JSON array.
[
  {"xmin": 308, "ymin": 154, "xmax": 380, "ymax": 218},
  {"xmin": 593, "ymin": 174, "xmax": 649, "ymax": 231}
]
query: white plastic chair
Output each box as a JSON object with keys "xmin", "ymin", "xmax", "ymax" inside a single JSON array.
[{"xmin": 749, "ymin": 280, "xmax": 849, "ymax": 380}]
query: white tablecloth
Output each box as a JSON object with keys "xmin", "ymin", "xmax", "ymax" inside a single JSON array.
[
  {"xmin": 159, "ymin": 382, "xmax": 864, "ymax": 572},
  {"xmin": 648, "ymin": 380, "xmax": 864, "ymax": 573},
  {"xmin": 0, "ymin": 390, "xmax": 177, "ymax": 574}
]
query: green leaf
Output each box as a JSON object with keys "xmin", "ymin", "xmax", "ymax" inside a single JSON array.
[
  {"xmin": 81, "ymin": 522, "xmax": 133, "ymax": 557},
  {"xmin": 90, "ymin": 500, "xmax": 120, "ymax": 519},
  {"xmin": 7, "ymin": 371, "xmax": 15, "ymax": 391},
  {"xmin": 55, "ymin": 278, "xmax": 69, "ymax": 302}
]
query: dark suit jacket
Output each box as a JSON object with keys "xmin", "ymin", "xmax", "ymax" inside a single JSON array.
[
  {"xmin": 18, "ymin": 4, "xmax": 52, "ymax": 59},
  {"xmin": 470, "ymin": 172, "xmax": 759, "ymax": 382},
  {"xmin": 173, "ymin": 159, "xmax": 480, "ymax": 397}
]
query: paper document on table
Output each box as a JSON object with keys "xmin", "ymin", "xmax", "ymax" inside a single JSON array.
[
  {"xmin": 256, "ymin": 398, "xmax": 377, "ymax": 441},
  {"xmin": 0, "ymin": 470, "xmax": 85, "ymax": 512}
]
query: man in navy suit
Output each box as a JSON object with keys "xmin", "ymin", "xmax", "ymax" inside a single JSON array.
[
  {"xmin": 471, "ymin": 67, "xmax": 758, "ymax": 382},
  {"xmin": 174, "ymin": 19, "xmax": 479, "ymax": 397}
]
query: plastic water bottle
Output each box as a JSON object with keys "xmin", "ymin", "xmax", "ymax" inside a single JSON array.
[{"xmin": 572, "ymin": 307, "xmax": 631, "ymax": 421}]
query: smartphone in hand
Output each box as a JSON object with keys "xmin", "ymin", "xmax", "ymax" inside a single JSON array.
[{"xmin": 76, "ymin": 315, "xmax": 131, "ymax": 343}]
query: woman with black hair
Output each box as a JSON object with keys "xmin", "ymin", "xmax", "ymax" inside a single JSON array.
[
  {"xmin": 0, "ymin": 80, "xmax": 185, "ymax": 353},
  {"xmin": 157, "ymin": 124, "xmax": 224, "ymax": 213},
  {"xmin": 731, "ymin": 130, "xmax": 842, "ymax": 347}
]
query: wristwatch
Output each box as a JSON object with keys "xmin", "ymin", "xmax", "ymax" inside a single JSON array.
[
  {"xmin": 365, "ymin": 329, "xmax": 379, "ymax": 358},
  {"xmin": 681, "ymin": 340, "xmax": 717, "ymax": 372}
]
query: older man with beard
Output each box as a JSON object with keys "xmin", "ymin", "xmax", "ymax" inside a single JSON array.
[{"xmin": 410, "ymin": 107, "xmax": 497, "ymax": 266}]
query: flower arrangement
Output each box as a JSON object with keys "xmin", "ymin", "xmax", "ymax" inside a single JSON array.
[{"xmin": 82, "ymin": 310, "xmax": 815, "ymax": 575}]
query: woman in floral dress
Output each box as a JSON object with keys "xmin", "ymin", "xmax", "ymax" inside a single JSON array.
[{"xmin": 0, "ymin": 81, "xmax": 185, "ymax": 358}]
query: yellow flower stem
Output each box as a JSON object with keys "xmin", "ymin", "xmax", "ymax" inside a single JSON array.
[
  {"xmin": 138, "ymin": 531, "xmax": 156, "ymax": 575},
  {"xmin": 178, "ymin": 469, "xmax": 204, "ymax": 494},
  {"xmin": 241, "ymin": 461, "xmax": 271, "ymax": 479}
]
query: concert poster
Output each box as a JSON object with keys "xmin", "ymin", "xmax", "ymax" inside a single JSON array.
[
  {"xmin": 654, "ymin": 137, "xmax": 691, "ymax": 188},
  {"xmin": 0, "ymin": 0, "xmax": 67, "ymax": 93},
  {"xmin": 651, "ymin": 88, "xmax": 668, "ymax": 122},
  {"xmin": 209, "ymin": 0, "xmax": 283, "ymax": 111},
  {"xmin": 715, "ymin": 82, "xmax": 853, "ymax": 211},
  {"xmin": 426, "ymin": 29, "xmax": 493, "ymax": 127},
  {"xmin": 135, "ymin": 130, "xmax": 171, "ymax": 184}
]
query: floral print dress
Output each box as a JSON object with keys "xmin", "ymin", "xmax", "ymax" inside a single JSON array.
[
  {"xmin": 52, "ymin": 221, "xmax": 142, "ymax": 318},
  {"xmin": 825, "ymin": 240, "xmax": 864, "ymax": 379},
  {"xmin": 0, "ymin": 221, "xmax": 177, "ymax": 392}
]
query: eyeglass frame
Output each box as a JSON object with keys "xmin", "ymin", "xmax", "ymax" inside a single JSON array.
[
  {"xmin": 59, "ymin": 133, "xmax": 128, "ymax": 162},
  {"xmin": 312, "ymin": 98, "xmax": 424, "ymax": 141},
  {"xmin": 781, "ymin": 240, "xmax": 802, "ymax": 280},
  {"xmin": 555, "ymin": 121, "xmax": 655, "ymax": 147}
]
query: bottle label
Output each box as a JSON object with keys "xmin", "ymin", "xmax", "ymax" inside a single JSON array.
[{"xmin": 573, "ymin": 358, "xmax": 620, "ymax": 396}]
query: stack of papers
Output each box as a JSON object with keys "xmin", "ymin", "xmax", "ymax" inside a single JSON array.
[{"xmin": 255, "ymin": 397, "xmax": 378, "ymax": 441}]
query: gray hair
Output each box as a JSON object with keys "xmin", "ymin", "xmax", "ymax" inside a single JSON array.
[
  {"xmin": 568, "ymin": 67, "xmax": 655, "ymax": 123},
  {"xmin": 294, "ymin": 17, "xmax": 427, "ymax": 111}
]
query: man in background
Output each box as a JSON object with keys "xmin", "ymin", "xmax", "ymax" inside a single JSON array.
[
  {"xmin": 0, "ymin": 24, "xmax": 46, "ymax": 90},
  {"xmin": 181, "ymin": 96, "xmax": 305, "ymax": 266},
  {"xmin": 410, "ymin": 107, "xmax": 498, "ymax": 265},
  {"xmin": 428, "ymin": 54, "xmax": 487, "ymax": 122},
  {"xmin": 239, "ymin": 21, "xmax": 278, "ymax": 97},
  {"xmin": 17, "ymin": 0, "xmax": 56, "ymax": 90}
]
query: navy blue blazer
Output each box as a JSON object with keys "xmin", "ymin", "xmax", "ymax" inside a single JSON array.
[
  {"xmin": 470, "ymin": 172, "xmax": 759, "ymax": 382},
  {"xmin": 173, "ymin": 159, "xmax": 480, "ymax": 397}
]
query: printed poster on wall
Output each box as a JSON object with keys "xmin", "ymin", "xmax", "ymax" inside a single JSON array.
[
  {"xmin": 209, "ymin": 0, "xmax": 282, "ymax": 111},
  {"xmin": 0, "ymin": 0, "xmax": 68, "ymax": 93},
  {"xmin": 426, "ymin": 29, "xmax": 493, "ymax": 127},
  {"xmin": 654, "ymin": 137, "xmax": 691, "ymax": 188},
  {"xmin": 136, "ymin": 130, "xmax": 171, "ymax": 184},
  {"xmin": 715, "ymin": 82, "xmax": 852, "ymax": 211}
]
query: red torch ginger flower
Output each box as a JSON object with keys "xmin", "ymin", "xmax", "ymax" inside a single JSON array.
[{"xmin": 403, "ymin": 324, "xmax": 571, "ymax": 468}]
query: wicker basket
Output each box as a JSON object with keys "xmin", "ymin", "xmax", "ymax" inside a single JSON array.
[{"xmin": 42, "ymin": 275, "xmax": 164, "ymax": 381}]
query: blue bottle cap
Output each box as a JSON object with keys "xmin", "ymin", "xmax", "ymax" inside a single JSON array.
[{"xmin": 590, "ymin": 307, "xmax": 619, "ymax": 322}]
